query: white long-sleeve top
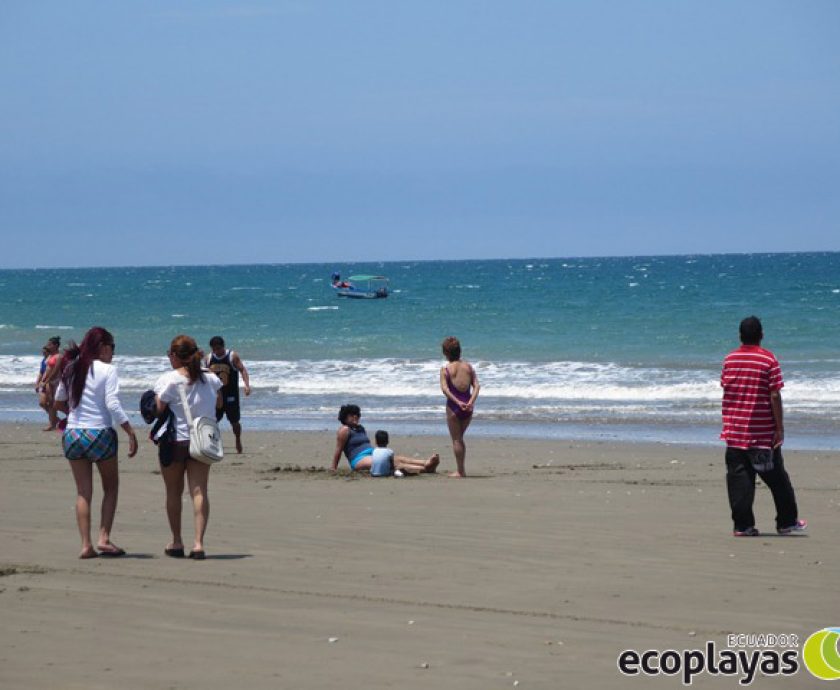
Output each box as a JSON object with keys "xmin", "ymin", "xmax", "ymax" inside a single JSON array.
[{"xmin": 55, "ymin": 360, "xmax": 129, "ymax": 429}]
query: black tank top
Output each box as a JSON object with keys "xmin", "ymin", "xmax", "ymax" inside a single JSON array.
[
  {"xmin": 343, "ymin": 424, "xmax": 372, "ymax": 462},
  {"xmin": 207, "ymin": 350, "xmax": 239, "ymax": 399}
]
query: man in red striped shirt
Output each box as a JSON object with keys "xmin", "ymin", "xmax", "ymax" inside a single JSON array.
[{"xmin": 721, "ymin": 316, "xmax": 806, "ymax": 537}]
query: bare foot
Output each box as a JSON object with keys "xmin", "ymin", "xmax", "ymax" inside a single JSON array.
[
  {"xmin": 236, "ymin": 437, "xmax": 243, "ymax": 454},
  {"xmin": 42, "ymin": 425, "xmax": 56, "ymax": 432},
  {"xmin": 447, "ymin": 471, "xmax": 466, "ymax": 478},
  {"xmin": 79, "ymin": 546, "xmax": 98, "ymax": 559},
  {"xmin": 425, "ymin": 454, "xmax": 440, "ymax": 473}
]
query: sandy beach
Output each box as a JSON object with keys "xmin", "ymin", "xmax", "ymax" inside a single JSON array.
[{"xmin": 1, "ymin": 423, "xmax": 838, "ymax": 689}]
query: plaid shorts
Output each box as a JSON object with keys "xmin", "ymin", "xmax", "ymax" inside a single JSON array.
[{"xmin": 62, "ymin": 428, "xmax": 118, "ymax": 462}]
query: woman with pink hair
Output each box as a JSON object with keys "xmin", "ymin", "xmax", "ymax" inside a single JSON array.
[{"xmin": 54, "ymin": 327, "xmax": 138, "ymax": 558}]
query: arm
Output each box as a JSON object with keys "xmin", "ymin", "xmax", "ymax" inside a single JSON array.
[
  {"xmin": 53, "ymin": 379, "xmax": 68, "ymax": 414},
  {"xmin": 770, "ymin": 390, "xmax": 784, "ymax": 448},
  {"xmin": 232, "ymin": 351, "xmax": 251, "ymax": 396},
  {"xmin": 332, "ymin": 426, "xmax": 349, "ymax": 472},
  {"xmin": 439, "ymin": 367, "xmax": 461, "ymax": 407},
  {"xmin": 106, "ymin": 367, "xmax": 138, "ymax": 458},
  {"xmin": 155, "ymin": 395, "xmax": 169, "ymax": 417},
  {"xmin": 42, "ymin": 358, "xmax": 60, "ymax": 389},
  {"xmin": 467, "ymin": 365, "xmax": 480, "ymax": 408}
]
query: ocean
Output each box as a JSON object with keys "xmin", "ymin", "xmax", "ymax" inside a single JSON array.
[{"xmin": 2, "ymin": 253, "xmax": 839, "ymax": 448}]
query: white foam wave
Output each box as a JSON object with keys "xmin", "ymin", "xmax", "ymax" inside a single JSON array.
[
  {"xmin": 2, "ymin": 356, "xmax": 840, "ymax": 417},
  {"xmin": 307, "ymin": 306, "xmax": 339, "ymax": 312},
  {"xmin": 35, "ymin": 325, "xmax": 74, "ymax": 330}
]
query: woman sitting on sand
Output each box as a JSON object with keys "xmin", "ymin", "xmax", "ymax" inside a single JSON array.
[
  {"xmin": 54, "ymin": 327, "xmax": 138, "ymax": 558},
  {"xmin": 154, "ymin": 335, "xmax": 223, "ymax": 560},
  {"xmin": 331, "ymin": 404, "xmax": 439, "ymax": 474},
  {"xmin": 440, "ymin": 336, "xmax": 480, "ymax": 478}
]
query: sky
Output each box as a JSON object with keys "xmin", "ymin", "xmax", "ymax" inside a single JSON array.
[{"xmin": 1, "ymin": 1, "xmax": 839, "ymax": 268}]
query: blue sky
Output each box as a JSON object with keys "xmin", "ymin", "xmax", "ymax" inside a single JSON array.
[{"xmin": 1, "ymin": 1, "xmax": 839, "ymax": 268}]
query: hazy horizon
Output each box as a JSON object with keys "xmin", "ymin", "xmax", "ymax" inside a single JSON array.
[{"xmin": 2, "ymin": 1, "xmax": 838, "ymax": 269}]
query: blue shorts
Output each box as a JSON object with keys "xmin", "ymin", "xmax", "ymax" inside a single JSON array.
[
  {"xmin": 349, "ymin": 447, "xmax": 374, "ymax": 470},
  {"xmin": 62, "ymin": 428, "xmax": 118, "ymax": 463}
]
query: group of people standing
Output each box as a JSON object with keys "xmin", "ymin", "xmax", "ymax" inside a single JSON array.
[
  {"xmin": 50, "ymin": 328, "xmax": 249, "ymax": 559},
  {"xmin": 46, "ymin": 317, "xmax": 802, "ymax": 559},
  {"xmin": 47, "ymin": 328, "xmax": 478, "ymax": 558}
]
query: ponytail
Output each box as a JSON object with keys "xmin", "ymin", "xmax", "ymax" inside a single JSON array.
[{"xmin": 169, "ymin": 335, "xmax": 205, "ymax": 384}]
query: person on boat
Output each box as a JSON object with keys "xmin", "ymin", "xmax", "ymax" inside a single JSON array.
[
  {"xmin": 440, "ymin": 336, "xmax": 480, "ymax": 478},
  {"xmin": 331, "ymin": 273, "xmax": 351, "ymax": 289},
  {"xmin": 331, "ymin": 404, "xmax": 439, "ymax": 474}
]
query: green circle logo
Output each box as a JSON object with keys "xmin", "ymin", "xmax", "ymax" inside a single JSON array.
[{"xmin": 803, "ymin": 628, "xmax": 840, "ymax": 680}]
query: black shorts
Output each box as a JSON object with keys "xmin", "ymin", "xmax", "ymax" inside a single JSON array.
[{"xmin": 216, "ymin": 397, "xmax": 241, "ymax": 424}]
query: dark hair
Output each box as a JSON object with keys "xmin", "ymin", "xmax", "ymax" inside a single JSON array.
[
  {"xmin": 441, "ymin": 336, "xmax": 461, "ymax": 362},
  {"xmin": 209, "ymin": 335, "xmax": 225, "ymax": 348},
  {"xmin": 739, "ymin": 316, "xmax": 763, "ymax": 345},
  {"xmin": 338, "ymin": 404, "xmax": 361, "ymax": 425},
  {"xmin": 375, "ymin": 430, "xmax": 389, "ymax": 446},
  {"xmin": 169, "ymin": 334, "xmax": 205, "ymax": 384},
  {"xmin": 60, "ymin": 326, "xmax": 114, "ymax": 409},
  {"xmin": 48, "ymin": 336, "xmax": 61, "ymax": 347}
]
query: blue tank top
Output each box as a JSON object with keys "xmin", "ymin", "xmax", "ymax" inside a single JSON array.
[{"xmin": 343, "ymin": 424, "xmax": 372, "ymax": 461}]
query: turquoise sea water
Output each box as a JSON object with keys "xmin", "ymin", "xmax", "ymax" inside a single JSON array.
[{"xmin": 2, "ymin": 253, "xmax": 839, "ymax": 447}]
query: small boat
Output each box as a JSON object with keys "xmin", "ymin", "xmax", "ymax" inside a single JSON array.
[{"xmin": 331, "ymin": 273, "xmax": 389, "ymax": 299}]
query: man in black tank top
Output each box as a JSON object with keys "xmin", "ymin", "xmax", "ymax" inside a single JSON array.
[{"xmin": 205, "ymin": 336, "xmax": 251, "ymax": 453}]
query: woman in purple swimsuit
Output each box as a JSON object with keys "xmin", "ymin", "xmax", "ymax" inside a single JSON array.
[{"xmin": 440, "ymin": 336, "xmax": 480, "ymax": 478}]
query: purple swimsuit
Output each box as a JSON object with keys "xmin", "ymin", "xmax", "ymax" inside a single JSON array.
[{"xmin": 445, "ymin": 367, "xmax": 473, "ymax": 420}]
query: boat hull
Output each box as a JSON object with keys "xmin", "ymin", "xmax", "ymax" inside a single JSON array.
[{"xmin": 334, "ymin": 288, "xmax": 388, "ymax": 299}]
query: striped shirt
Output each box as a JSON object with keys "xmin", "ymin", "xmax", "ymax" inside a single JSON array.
[{"xmin": 720, "ymin": 345, "xmax": 783, "ymax": 449}]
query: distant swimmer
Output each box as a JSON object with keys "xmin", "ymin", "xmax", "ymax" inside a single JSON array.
[
  {"xmin": 205, "ymin": 336, "xmax": 251, "ymax": 454},
  {"xmin": 440, "ymin": 336, "xmax": 480, "ymax": 478}
]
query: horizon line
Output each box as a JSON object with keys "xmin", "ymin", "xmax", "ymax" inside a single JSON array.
[{"xmin": 2, "ymin": 249, "xmax": 838, "ymax": 272}]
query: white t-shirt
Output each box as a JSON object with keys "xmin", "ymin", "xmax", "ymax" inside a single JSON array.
[
  {"xmin": 55, "ymin": 360, "xmax": 129, "ymax": 429},
  {"xmin": 370, "ymin": 448, "xmax": 394, "ymax": 476},
  {"xmin": 154, "ymin": 370, "xmax": 223, "ymax": 442}
]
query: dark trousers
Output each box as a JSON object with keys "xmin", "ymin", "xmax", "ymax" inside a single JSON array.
[{"xmin": 725, "ymin": 447, "xmax": 799, "ymax": 531}]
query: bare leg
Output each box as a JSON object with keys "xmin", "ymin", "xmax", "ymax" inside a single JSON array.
[
  {"xmin": 185, "ymin": 459, "xmax": 210, "ymax": 552},
  {"xmin": 232, "ymin": 421, "xmax": 243, "ymax": 454},
  {"xmin": 47, "ymin": 401, "xmax": 59, "ymax": 430},
  {"xmin": 95, "ymin": 457, "xmax": 121, "ymax": 551},
  {"xmin": 39, "ymin": 391, "xmax": 55, "ymax": 430},
  {"xmin": 68, "ymin": 460, "xmax": 96, "ymax": 558},
  {"xmin": 160, "ymin": 461, "xmax": 186, "ymax": 551},
  {"xmin": 394, "ymin": 453, "xmax": 440, "ymax": 474},
  {"xmin": 446, "ymin": 409, "xmax": 472, "ymax": 477}
]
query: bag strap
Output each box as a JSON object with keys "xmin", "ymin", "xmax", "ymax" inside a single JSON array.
[{"xmin": 177, "ymin": 383, "xmax": 194, "ymax": 426}]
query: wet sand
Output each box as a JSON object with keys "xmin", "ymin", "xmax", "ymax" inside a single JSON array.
[{"xmin": 1, "ymin": 423, "xmax": 837, "ymax": 689}]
